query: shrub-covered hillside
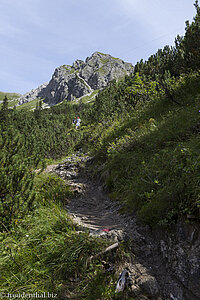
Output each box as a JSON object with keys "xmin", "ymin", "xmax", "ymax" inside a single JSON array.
[
  {"xmin": 0, "ymin": 92, "xmax": 20, "ymax": 109},
  {"xmin": 0, "ymin": 1, "xmax": 200, "ymax": 298},
  {"xmin": 84, "ymin": 72, "xmax": 200, "ymax": 227},
  {"xmin": 78, "ymin": 1, "xmax": 200, "ymax": 226}
]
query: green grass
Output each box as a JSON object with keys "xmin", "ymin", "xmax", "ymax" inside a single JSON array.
[
  {"xmin": 69, "ymin": 90, "xmax": 99, "ymax": 106},
  {"xmin": 0, "ymin": 171, "xmax": 133, "ymax": 299},
  {"xmin": 16, "ymin": 98, "xmax": 47, "ymax": 111},
  {"xmin": 36, "ymin": 155, "xmax": 69, "ymax": 169},
  {"xmin": 100, "ymin": 58, "xmax": 109, "ymax": 65},
  {"xmin": 0, "ymin": 204, "xmax": 104, "ymax": 296},
  {"xmin": 97, "ymin": 52, "xmax": 119, "ymax": 60},
  {"xmin": 1, "ymin": 68, "xmax": 200, "ymax": 298},
  {"xmin": 82, "ymin": 73, "xmax": 200, "ymax": 227},
  {"xmin": 98, "ymin": 66, "xmax": 107, "ymax": 75},
  {"xmin": 70, "ymin": 68, "xmax": 76, "ymax": 74},
  {"xmin": 79, "ymin": 90, "xmax": 99, "ymax": 104},
  {"xmin": 62, "ymin": 64, "xmax": 72, "ymax": 71},
  {"xmin": 0, "ymin": 91, "xmax": 47, "ymax": 111},
  {"xmin": 0, "ymin": 91, "xmax": 20, "ymax": 101},
  {"xmin": 0, "ymin": 92, "xmax": 20, "ymax": 109},
  {"xmin": 97, "ymin": 52, "xmax": 107, "ymax": 56}
]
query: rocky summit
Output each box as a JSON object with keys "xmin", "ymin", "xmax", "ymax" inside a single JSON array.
[{"xmin": 18, "ymin": 51, "xmax": 134, "ymax": 106}]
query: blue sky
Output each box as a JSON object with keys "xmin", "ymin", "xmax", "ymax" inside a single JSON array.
[{"xmin": 0, "ymin": 0, "xmax": 196, "ymax": 94}]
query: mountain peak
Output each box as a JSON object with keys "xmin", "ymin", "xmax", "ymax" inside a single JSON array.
[
  {"xmin": 18, "ymin": 52, "xmax": 134, "ymax": 106},
  {"xmin": 90, "ymin": 51, "xmax": 107, "ymax": 57}
]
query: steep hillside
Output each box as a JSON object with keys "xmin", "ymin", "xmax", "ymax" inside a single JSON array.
[
  {"xmin": 18, "ymin": 51, "xmax": 134, "ymax": 106},
  {"xmin": 84, "ymin": 72, "xmax": 200, "ymax": 227},
  {"xmin": 1, "ymin": 2, "xmax": 200, "ymax": 299}
]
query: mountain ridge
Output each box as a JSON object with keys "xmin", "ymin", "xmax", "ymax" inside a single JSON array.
[{"xmin": 18, "ymin": 51, "xmax": 134, "ymax": 106}]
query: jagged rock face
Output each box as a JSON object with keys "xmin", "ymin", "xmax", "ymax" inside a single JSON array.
[
  {"xmin": 18, "ymin": 83, "xmax": 48, "ymax": 105},
  {"xmin": 80, "ymin": 52, "xmax": 133, "ymax": 90},
  {"xmin": 158, "ymin": 221, "xmax": 200, "ymax": 300},
  {"xmin": 18, "ymin": 51, "xmax": 134, "ymax": 106},
  {"xmin": 39, "ymin": 66, "xmax": 92, "ymax": 105}
]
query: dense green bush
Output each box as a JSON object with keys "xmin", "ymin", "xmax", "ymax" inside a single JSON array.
[
  {"xmin": 0, "ymin": 203, "xmax": 108, "ymax": 296},
  {"xmin": 34, "ymin": 173, "xmax": 73, "ymax": 206},
  {"xmin": 1, "ymin": 2, "xmax": 200, "ymax": 297},
  {"xmin": 86, "ymin": 73, "xmax": 200, "ymax": 226},
  {"xmin": 0, "ymin": 126, "xmax": 38, "ymax": 231},
  {"xmin": 0, "ymin": 172, "xmax": 128, "ymax": 299}
]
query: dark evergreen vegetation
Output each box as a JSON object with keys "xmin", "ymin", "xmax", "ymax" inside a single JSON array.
[{"xmin": 0, "ymin": 1, "xmax": 200, "ymax": 298}]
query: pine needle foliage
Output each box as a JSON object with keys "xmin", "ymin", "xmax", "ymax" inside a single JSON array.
[{"xmin": 0, "ymin": 2, "xmax": 200, "ymax": 297}]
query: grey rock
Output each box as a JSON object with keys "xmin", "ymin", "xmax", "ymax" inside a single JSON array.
[
  {"xmin": 42, "ymin": 66, "xmax": 92, "ymax": 105},
  {"xmin": 154, "ymin": 221, "xmax": 200, "ymax": 300},
  {"xmin": 18, "ymin": 82, "xmax": 48, "ymax": 105},
  {"xmin": 136, "ymin": 275, "xmax": 159, "ymax": 299},
  {"xmin": 127, "ymin": 262, "xmax": 160, "ymax": 299},
  {"xmin": 83, "ymin": 52, "xmax": 133, "ymax": 90},
  {"xmin": 18, "ymin": 51, "xmax": 134, "ymax": 106}
]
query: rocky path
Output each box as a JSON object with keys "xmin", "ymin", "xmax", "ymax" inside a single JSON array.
[
  {"xmin": 50, "ymin": 154, "xmax": 141, "ymax": 241},
  {"xmin": 44, "ymin": 153, "xmax": 200, "ymax": 300}
]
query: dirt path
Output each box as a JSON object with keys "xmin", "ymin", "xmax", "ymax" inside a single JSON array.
[
  {"xmin": 48, "ymin": 154, "xmax": 139, "ymax": 241},
  {"xmin": 43, "ymin": 153, "xmax": 198, "ymax": 300},
  {"xmin": 67, "ymin": 179, "xmax": 124, "ymax": 231}
]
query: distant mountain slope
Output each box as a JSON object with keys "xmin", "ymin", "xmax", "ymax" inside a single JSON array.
[
  {"xmin": 0, "ymin": 91, "xmax": 20, "ymax": 100},
  {"xmin": 0, "ymin": 91, "xmax": 20, "ymax": 108},
  {"xmin": 18, "ymin": 51, "xmax": 134, "ymax": 106}
]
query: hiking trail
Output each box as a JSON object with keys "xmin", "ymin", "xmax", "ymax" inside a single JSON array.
[{"xmin": 43, "ymin": 152, "xmax": 200, "ymax": 300}]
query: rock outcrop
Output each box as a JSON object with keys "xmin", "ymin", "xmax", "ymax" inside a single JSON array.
[
  {"xmin": 18, "ymin": 83, "xmax": 48, "ymax": 105},
  {"xmin": 18, "ymin": 51, "xmax": 134, "ymax": 106},
  {"xmin": 157, "ymin": 221, "xmax": 200, "ymax": 300}
]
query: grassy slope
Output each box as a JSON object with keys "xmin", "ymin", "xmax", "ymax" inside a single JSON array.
[
  {"xmin": 0, "ymin": 91, "xmax": 20, "ymax": 100},
  {"xmin": 0, "ymin": 91, "xmax": 20, "ymax": 108},
  {"xmin": 82, "ymin": 72, "xmax": 200, "ymax": 227},
  {"xmin": 12, "ymin": 89, "xmax": 99, "ymax": 112},
  {"xmin": 0, "ymin": 91, "xmax": 51, "ymax": 111},
  {"xmin": 1, "ymin": 72, "xmax": 199, "ymax": 298},
  {"xmin": 0, "ymin": 172, "xmax": 129, "ymax": 299},
  {"xmin": 1, "ymin": 73, "xmax": 199, "ymax": 228},
  {"xmin": 16, "ymin": 98, "xmax": 49, "ymax": 111}
]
